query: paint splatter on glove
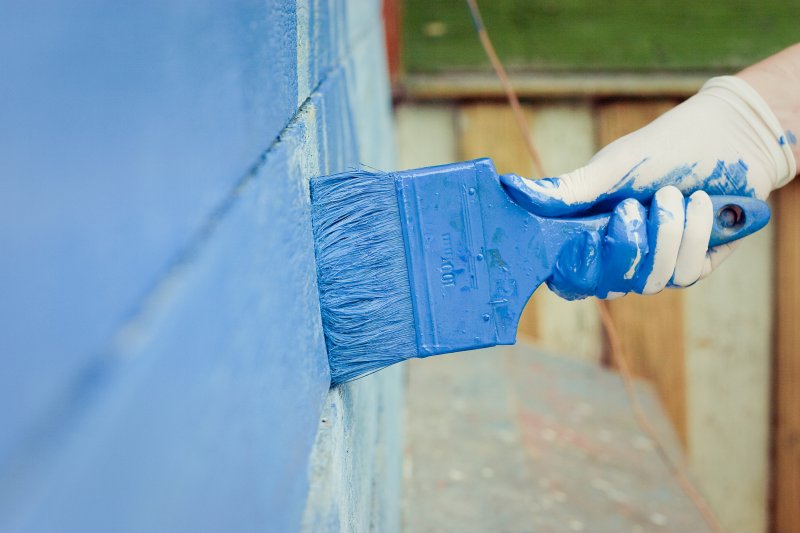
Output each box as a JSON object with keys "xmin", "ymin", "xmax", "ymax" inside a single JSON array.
[
  {"xmin": 538, "ymin": 186, "xmax": 712, "ymax": 300},
  {"xmin": 501, "ymin": 76, "xmax": 796, "ymax": 300}
]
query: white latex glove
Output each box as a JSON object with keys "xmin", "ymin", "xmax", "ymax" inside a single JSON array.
[{"xmin": 501, "ymin": 76, "xmax": 796, "ymax": 300}]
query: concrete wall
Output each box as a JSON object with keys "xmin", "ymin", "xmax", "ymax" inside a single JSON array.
[{"xmin": 0, "ymin": 1, "xmax": 401, "ymax": 532}]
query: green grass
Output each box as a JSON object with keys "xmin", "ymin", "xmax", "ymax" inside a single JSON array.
[{"xmin": 404, "ymin": 0, "xmax": 800, "ymax": 72}]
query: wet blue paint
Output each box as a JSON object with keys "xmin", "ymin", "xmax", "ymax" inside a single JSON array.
[
  {"xmin": 546, "ymin": 194, "xmax": 667, "ymax": 300},
  {"xmin": 703, "ymin": 159, "xmax": 755, "ymax": 197},
  {"xmin": 312, "ymin": 170, "xmax": 417, "ymax": 384},
  {"xmin": 596, "ymin": 199, "xmax": 648, "ymax": 298},
  {"xmin": 501, "ymin": 157, "xmax": 761, "ymax": 219},
  {"xmin": 787, "ymin": 130, "xmax": 798, "ymax": 146},
  {"xmin": 543, "ymin": 190, "xmax": 771, "ymax": 300},
  {"xmin": 548, "ymin": 231, "xmax": 604, "ymax": 301},
  {"xmin": 504, "ymin": 158, "xmax": 648, "ymax": 217},
  {"xmin": 318, "ymin": 158, "xmax": 771, "ymax": 381}
]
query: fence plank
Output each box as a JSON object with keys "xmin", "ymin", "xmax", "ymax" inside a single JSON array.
[
  {"xmin": 458, "ymin": 104, "xmax": 541, "ymax": 338},
  {"xmin": 458, "ymin": 104, "xmax": 536, "ymax": 175},
  {"xmin": 684, "ymin": 218, "xmax": 773, "ymax": 533},
  {"xmin": 596, "ymin": 101, "xmax": 688, "ymax": 444},
  {"xmin": 774, "ymin": 181, "xmax": 800, "ymax": 533},
  {"xmin": 527, "ymin": 104, "xmax": 602, "ymax": 362},
  {"xmin": 395, "ymin": 104, "xmax": 458, "ymax": 169}
]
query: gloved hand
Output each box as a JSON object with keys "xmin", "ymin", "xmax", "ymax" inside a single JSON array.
[{"xmin": 501, "ymin": 75, "xmax": 797, "ymax": 300}]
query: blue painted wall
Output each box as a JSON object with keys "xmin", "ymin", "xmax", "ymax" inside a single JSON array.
[{"xmin": 0, "ymin": 1, "xmax": 401, "ymax": 531}]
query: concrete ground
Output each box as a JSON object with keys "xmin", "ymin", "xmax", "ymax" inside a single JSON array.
[{"xmin": 402, "ymin": 343, "xmax": 712, "ymax": 533}]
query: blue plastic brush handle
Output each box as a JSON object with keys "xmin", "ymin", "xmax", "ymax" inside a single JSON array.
[
  {"xmin": 707, "ymin": 198, "xmax": 769, "ymax": 247},
  {"xmin": 394, "ymin": 158, "xmax": 770, "ymax": 357}
]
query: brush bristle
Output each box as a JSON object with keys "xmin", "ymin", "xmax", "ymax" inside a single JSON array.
[{"xmin": 310, "ymin": 170, "xmax": 418, "ymax": 384}]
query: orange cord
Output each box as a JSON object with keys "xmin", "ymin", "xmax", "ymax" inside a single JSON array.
[
  {"xmin": 464, "ymin": 2, "xmax": 725, "ymax": 531},
  {"xmin": 464, "ymin": 0, "xmax": 545, "ymax": 178},
  {"xmin": 597, "ymin": 301, "xmax": 725, "ymax": 533}
]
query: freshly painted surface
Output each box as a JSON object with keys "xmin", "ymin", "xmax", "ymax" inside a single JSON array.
[
  {"xmin": 0, "ymin": 0, "xmax": 400, "ymax": 531},
  {"xmin": 0, "ymin": 1, "xmax": 299, "ymax": 462},
  {"xmin": 302, "ymin": 365, "xmax": 404, "ymax": 533},
  {"xmin": 301, "ymin": 31, "xmax": 405, "ymax": 531}
]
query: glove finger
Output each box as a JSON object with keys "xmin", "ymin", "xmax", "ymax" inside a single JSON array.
[
  {"xmin": 672, "ymin": 191, "xmax": 713, "ymax": 287},
  {"xmin": 596, "ymin": 198, "xmax": 647, "ymax": 298},
  {"xmin": 636, "ymin": 186, "xmax": 685, "ymax": 295},
  {"xmin": 700, "ymin": 241, "xmax": 741, "ymax": 279},
  {"xmin": 500, "ymin": 166, "xmax": 609, "ymax": 217}
]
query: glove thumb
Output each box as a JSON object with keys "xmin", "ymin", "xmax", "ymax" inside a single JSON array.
[{"xmin": 500, "ymin": 166, "xmax": 603, "ymax": 217}]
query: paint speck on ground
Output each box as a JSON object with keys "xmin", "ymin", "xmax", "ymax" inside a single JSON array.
[
  {"xmin": 403, "ymin": 457, "xmax": 413, "ymax": 479},
  {"xmin": 650, "ymin": 512, "xmax": 668, "ymax": 526},
  {"xmin": 569, "ymin": 519, "xmax": 585, "ymax": 531},
  {"xmin": 542, "ymin": 427, "xmax": 557, "ymax": 441},
  {"xmin": 496, "ymin": 430, "xmax": 515, "ymax": 444},
  {"xmin": 448, "ymin": 469, "xmax": 465, "ymax": 482},
  {"xmin": 451, "ymin": 399, "xmax": 467, "ymax": 412}
]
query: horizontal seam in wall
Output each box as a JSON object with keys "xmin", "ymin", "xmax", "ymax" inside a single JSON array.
[{"xmin": 115, "ymin": 21, "xmax": 383, "ymax": 352}]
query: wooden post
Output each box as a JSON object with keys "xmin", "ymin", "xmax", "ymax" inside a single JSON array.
[
  {"xmin": 773, "ymin": 181, "xmax": 800, "ymax": 533},
  {"xmin": 382, "ymin": 0, "xmax": 403, "ymax": 87}
]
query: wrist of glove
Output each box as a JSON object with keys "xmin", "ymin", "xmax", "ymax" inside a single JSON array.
[{"xmin": 501, "ymin": 75, "xmax": 797, "ymax": 301}]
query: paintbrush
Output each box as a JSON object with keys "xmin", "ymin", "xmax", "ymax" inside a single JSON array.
[{"xmin": 311, "ymin": 158, "xmax": 770, "ymax": 384}]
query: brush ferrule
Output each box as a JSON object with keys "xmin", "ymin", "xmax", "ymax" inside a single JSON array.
[
  {"xmin": 394, "ymin": 158, "xmax": 574, "ymax": 356},
  {"xmin": 395, "ymin": 160, "xmax": 501, "ymax": 356}
]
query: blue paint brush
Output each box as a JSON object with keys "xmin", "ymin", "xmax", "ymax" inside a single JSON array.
[{"xmin": 311, "ymin": 158, "xmax": 770, "ymax": 384}]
